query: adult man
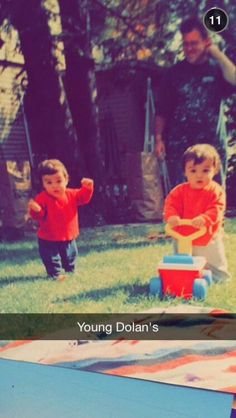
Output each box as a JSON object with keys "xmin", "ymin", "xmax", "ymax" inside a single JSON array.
[{"xmin": 155, "ymin": 17, "xmax": 236, "ymax": 187}]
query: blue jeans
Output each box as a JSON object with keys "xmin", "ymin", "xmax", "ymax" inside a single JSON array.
[{"xmin": 38, "ymin": 238, "xmax": 78, "ymax": 278}]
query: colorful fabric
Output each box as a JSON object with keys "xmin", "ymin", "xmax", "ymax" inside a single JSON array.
[
  {"xmin": 1, "ymin": 339, "xmax": 236, "ymax": 394},
  {"xmin": 1, "ymin": 310, "xmax": 236, "ymax": 395}
]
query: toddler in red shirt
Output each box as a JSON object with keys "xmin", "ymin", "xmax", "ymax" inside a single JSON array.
[
  {"xmin": 164, "ymin": 144, "xmax": 229, "ymax": 282},
  {"xmin": 28, "ymin": 159, "xmax": 94, "ymax": 281}
]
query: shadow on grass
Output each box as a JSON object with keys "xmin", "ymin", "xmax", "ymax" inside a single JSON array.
[
  {"xmin": 0, "ymin": 237, "xmax": 168, "ymax": 264},
  {"xmin": 53, "ymin": 282, "xmax": 149, "ymax": 306},
  {"xmin": 78, "ymin": 238, "xmax": 168, "ymax": 255},
  {"xmin": 0, "ymin": 275, "xmax": 48, "ymax": 288},
  {"xmin": 0, "ymin": 248, "xmax": 39, "ymax": 263}
]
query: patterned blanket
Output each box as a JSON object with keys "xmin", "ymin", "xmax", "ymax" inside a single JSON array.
[
  {"xmin": 1, "ymin": 338, "xmax": 236, "ymax": 394},
  {"xmin": 1, "ymin": 307, "xmax": 236, "ymax": 396}
]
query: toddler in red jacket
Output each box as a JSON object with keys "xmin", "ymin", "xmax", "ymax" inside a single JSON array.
[
  {"xmin": 28, "ymin": 159, "xmax": 94, "ymax": 281},
  {"xmin": 164, "ymin": 144, "xmax": 229, "ymax": 282}
]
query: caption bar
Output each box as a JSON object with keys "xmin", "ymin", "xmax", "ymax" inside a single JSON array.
[{"xmin": 1, "ymin": 313, "xmax": 236, "ymax": 340}]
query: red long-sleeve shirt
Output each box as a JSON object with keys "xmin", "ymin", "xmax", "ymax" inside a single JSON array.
[
  {"xmin": 30, "ymin": 186, "xmax": 93, "ymax": 241},
  {"xmin": 164, "ymin": 181, "xmax": 225, "ymax": 246}
]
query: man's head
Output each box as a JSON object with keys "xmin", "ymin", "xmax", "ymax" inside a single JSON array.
[
  {"xmin": 38, "ymin": 159, "xmax": 69, "ymax": 198},
  {"xmin": 183, "ymin": 144, "xmax": 221, "ymax": 189},
  {"xmin": 180, "ymin": 17, "xmax": 209, "ymax": 64}
]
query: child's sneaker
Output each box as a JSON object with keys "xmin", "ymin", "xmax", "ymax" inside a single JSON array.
[
  {"xmin": 48, "ymin": 274, "xmax": 67, "ymax": 281},
  {"xmin": 56, "ymin": 274, "xmax": 67, "ymax": 282}
]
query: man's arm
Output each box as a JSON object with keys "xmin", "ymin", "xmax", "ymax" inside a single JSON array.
[
  {"xmin": 207, "ymin": 44, "xmax": 236, "ymax": 86},
  {"xmin": 155, "ymin": 115, "xmax": 166, "ymax": 158}
]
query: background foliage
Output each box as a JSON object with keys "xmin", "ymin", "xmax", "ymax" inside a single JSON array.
[{"xmin": 0, "ymin": 0, "xmax": 236, "ymax": 213}]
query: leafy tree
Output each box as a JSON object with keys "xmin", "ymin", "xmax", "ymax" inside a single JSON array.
[
  {"xmin": 0, "ymin": 0, "xmax": 80, "ymax": 185},
  {"xmin": 1, "ymin": 0, "xmax": 236, "ymax": 210},
  {"xmin": 89, "ymin": 0, "xmax": 236, "ymax": 208}
]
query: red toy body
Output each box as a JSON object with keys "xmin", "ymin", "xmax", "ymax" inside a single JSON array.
[
  {"xmin": 158, "ymin": 256, "xmax": 207, "ymax": 299},
  {"xmin": 149, "ymin": 220, "xmax": 213, "ymax": 300}
]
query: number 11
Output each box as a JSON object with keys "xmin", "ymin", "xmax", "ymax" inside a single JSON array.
[{"xmin": 209, "ymin": 15, "xmax": 221, "ymax": 25}]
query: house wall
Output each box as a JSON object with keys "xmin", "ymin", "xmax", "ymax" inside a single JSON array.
[{"xmin": 0, "ymin": 62, "xmax": 31, "ymax": 233}]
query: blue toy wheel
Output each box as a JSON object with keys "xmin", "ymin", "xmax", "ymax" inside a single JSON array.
[
  {"xmin": 202, "ymin": 269, "xmax": 213, "ymax": 286},
  {"xmin": 193, "ymin": 278, "xmax": 207, "ymax": 300},
  {"xmin": 149, "ymin": 277, "xmax": 163, "ymax": 298}
]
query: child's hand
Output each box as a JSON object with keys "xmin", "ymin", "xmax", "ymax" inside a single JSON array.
[
  {"xmin": 81, "ymin": 178, "xmax": 94, "ymax": 188},
  {"xmin": 28, "ymin": 199, "xmax": 42, "ymax": 213},
  {"xmin": 167, "ymin": 216, "xmax": 181, "ymax": 227},
  {"xmin": 191, "ymin": 216, "xmax": 206, "ymax": 229}
]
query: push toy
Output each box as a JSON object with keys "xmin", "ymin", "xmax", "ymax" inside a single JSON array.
[{"xmin": 150, "ymin": 219, "xmax": 212, "ymax": 300}]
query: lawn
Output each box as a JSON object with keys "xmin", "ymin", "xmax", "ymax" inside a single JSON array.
[{"xmin": 0, "ymin": 219, "xmax": 236, "ymax": 313}]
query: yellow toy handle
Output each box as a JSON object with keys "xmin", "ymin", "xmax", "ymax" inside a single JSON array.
[{"xmin": 165, "ymin": 219, "xmax": 207, "ymax": 255}]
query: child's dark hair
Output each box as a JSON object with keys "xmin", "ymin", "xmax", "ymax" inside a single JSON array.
[
  {"xmin": 182, "ymin": 144, "xmax": 221, "ymax": 173},
  {"xmin": 180, "ymin": 17, "xmax": 208, "ymax": 39},
  {"xmin": 38, "ymin": 159, "xmax": 69, "ymax": 179}
]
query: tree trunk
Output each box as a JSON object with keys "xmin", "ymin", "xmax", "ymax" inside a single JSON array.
[
  {"xmin": 59, "ymin": 0, "xmax": 106, "ymax": 223},
  {"xmin": 11, "ymin": 0, "xmax": 81, "ymax": 185}
]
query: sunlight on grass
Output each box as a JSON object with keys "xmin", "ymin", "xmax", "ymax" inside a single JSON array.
[{"xmin": 0, "ymin": 220, "xmax": 236, "ymax": 313}]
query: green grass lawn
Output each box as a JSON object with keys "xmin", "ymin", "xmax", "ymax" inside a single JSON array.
[{"xmin": 0, "ymin": 220, "xmax": 236, "ymax": 313}]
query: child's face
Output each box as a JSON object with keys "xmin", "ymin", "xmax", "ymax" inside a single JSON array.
[
  {"xmin": 184, "ymin": 159, "xmax": 216, "ymax": 189},
  {"xmin": 42, "ymin": 171, "xmax": 68, "ymax": 198}
]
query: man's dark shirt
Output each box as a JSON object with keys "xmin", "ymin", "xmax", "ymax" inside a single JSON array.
[{"xmin": 157, "ymin": 59, "xmax": 235, "ymax": 184}]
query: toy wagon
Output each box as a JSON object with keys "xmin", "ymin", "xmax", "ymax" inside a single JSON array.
[{"xmin": 149, "ymin": 220, "xmax": 213, "ymax": 300}]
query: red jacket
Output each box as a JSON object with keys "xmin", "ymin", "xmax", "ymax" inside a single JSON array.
[
  {"xmin": 164, "ymin": 181, "xmax": 225, "ymax": 246},
  {"xmin": 30, "ymin": 186, "xmax": 93, "ymax": 241}
]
